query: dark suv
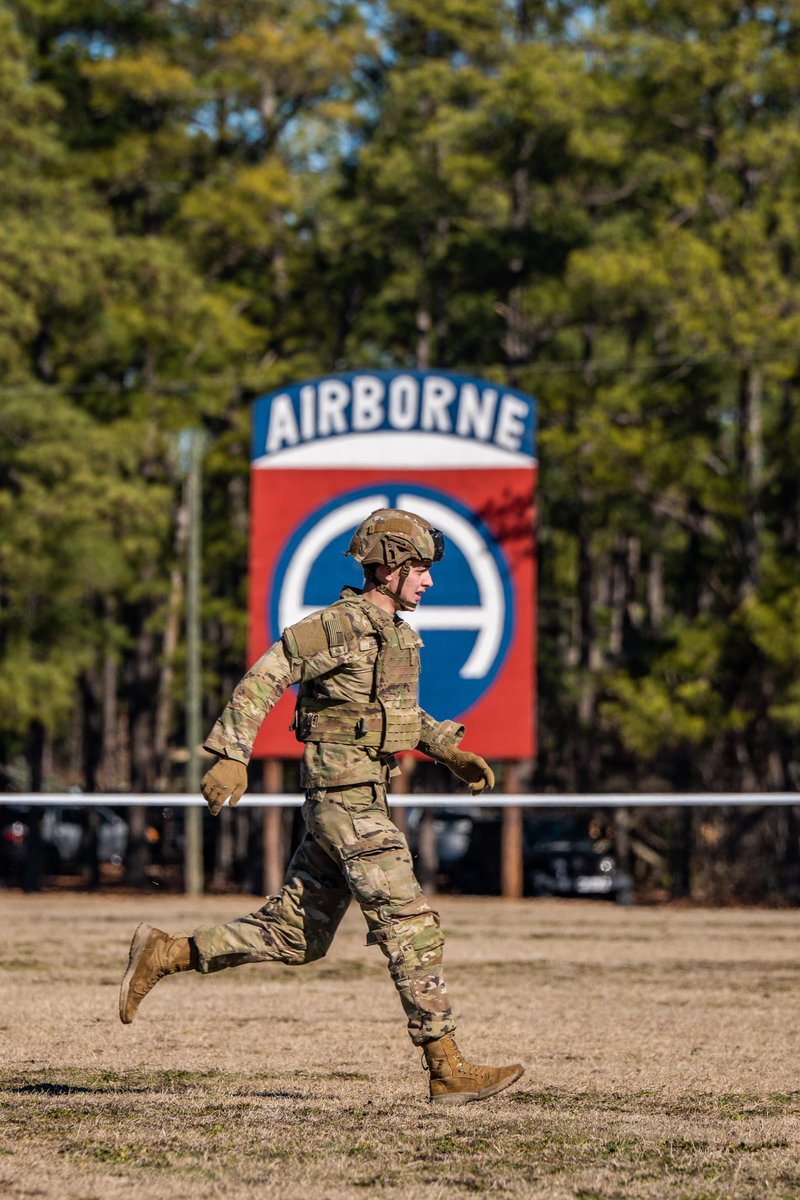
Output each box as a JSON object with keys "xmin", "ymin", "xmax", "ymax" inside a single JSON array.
[
  {"xmin": 523, "ymin": 816, "xmax": 632, "ymax": 903},
  {"xmin": 407, "ymin": 808, "xmax": 633, "ymax": 902}
]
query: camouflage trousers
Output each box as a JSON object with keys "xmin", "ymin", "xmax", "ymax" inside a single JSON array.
[{"xmin": 192, "ymin": 783, "xmax": 456, "ymax": 1046}]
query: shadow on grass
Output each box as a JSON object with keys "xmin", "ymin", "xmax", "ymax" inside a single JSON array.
[
  {"xmin": 11, "ymin": 1083, "xmax": 101, "ymax": 1095},
  {"xmin": 245, "ymin": 1089, "xmax": 307, "ymax": 1099},
  {"xmin": 10, "ymin": 1081, "xmax": 309, "ymax": 1102}
]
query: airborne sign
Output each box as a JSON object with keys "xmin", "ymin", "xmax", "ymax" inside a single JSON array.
[
  {"xmin": 256, "ymin": 372, "xmax": 532, "ymax": 459},
  {"xmin": 248, "ymin": 370, "xmax": 537, "ymax": 760}
]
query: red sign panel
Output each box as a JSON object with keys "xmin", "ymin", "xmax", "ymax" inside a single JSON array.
[{"xmin": 248, "ymin": 371, "xmax": 537, "ymax": 759}]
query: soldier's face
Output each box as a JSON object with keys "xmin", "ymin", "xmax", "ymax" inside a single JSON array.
[{"xmin": 394, "ymin": 560, "xmax": 433, "ymax": 609}]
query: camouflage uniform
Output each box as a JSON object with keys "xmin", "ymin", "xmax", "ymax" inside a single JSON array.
[{"xmin": 193, "ymin": 587, "xmax": 465, "ymax": 1045}]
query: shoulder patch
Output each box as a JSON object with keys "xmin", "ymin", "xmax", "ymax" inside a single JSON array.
[
  {"xmin": 321, "ymin": 610, "xmax": 346, "ymax": 650},
  {"xmin": 282, "ymin": 614, "xmax": 329, "ymax": 660},
  {"xmin": 283, "ymin": 606, "xmax": 358, "ymax": 660}
]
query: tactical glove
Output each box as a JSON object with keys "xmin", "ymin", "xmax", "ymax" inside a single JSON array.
[
  {"xmin": 434, "ymin": 746, "xmax": 495, "ymax": 795},
  {"xmin": 201, "ymin": 757, "xmax": 248, "ymax": 816}
]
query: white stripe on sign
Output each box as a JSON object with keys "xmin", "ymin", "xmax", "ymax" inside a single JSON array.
[
  {"xmin": 277, "ymin": 491, "xmax": 506, "ymax": 681},
  {"xmin": 252, "ymin": 430, "xmax": 536, "ymax": 469},
  {"xmin": 278, "ymin": 495, "xmax": 387, "ymax": 635},
  {"xmin": 399, "ymin": 493, "xmax": 504, "ymax": 679}
]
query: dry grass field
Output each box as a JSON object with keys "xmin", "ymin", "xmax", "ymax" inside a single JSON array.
[{"xmin": 2, "ymin": 892, "xmax": 800, "ymax": 1200}]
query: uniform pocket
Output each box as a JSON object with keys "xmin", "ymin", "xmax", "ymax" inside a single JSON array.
[
  {"xmin": 338, "ymin": 831, "xmax": 414, "ymax": 905},
  {"xmin": 338, "ymin": 829, "xmax": 408, "ymax": 862}
]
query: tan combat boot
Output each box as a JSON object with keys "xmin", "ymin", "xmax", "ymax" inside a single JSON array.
[
  {"xmin": 119, "ymin": 923, "xmax": 194, "ymax": 1024},
  {"xmin": 423, "ymin": 1034, "xmax": 524, "ymax": 1105}
]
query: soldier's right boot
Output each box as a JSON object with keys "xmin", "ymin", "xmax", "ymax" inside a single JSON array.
[
  {"xmin": 119, "ymin": 923, "xmax": 195, "ymax": 1024},
  {"xmin": 422, "ymin": 1034, "xmax": 524, "ymax": 1105}
]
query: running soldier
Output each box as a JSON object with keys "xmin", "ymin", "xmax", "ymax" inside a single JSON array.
[{"xmin": 119, "ymin": 508, "xmax": 524, "ymax": 1105}]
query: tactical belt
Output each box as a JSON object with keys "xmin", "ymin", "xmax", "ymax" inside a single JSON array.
[
  {"xmin": 294, "ymin": 708, "xmax": 386, "ymax": 746},
  {"xmin": 293, "ymin": 703, "xmax": 421, "ymax": 753}
]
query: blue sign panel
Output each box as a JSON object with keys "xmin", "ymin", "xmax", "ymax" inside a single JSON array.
[{"xmin": 269, "ymin": 483, "xmax": 515, "ymax": 720}]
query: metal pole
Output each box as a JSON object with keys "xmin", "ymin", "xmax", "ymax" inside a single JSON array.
[
  {"xmin": 262, "ymin": 759, "xmax": 284, "ymax": 895},
  {"xmin": 614, "ymin": 805, "xmax": 632, "ymax": 877},
  {"xmin": 389, "ymin": 755, "xmax": 414, "ymax": 836},
  {"xmin": 418, "ymin": 808, "xmax": 438, "ymax": 894},
  {"xmin": 23, "ymin": 722, "xmax": 44, "ymax": 892},
  {"xmin": 501, "ymin": 761, "xmax": 524, "ymax": 899},
  {"xmin": 184, "ymin": 429, "xmax": 204, "ymax": 896}
]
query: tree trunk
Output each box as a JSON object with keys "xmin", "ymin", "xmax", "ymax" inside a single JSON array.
[
  {"xmin": 211, "ymin": 805, "xmax": 235, "ymax": 891},
  {"xmin": 684, "ymin": 500, "xmax": 703, "ymax": 618},
  {"xmin": 99, "ymin": 607, "xmax": 122, "ymax": 791},
  {"xmin": 669, "ymin": 807, "xmax": 693, "ymax": 900},
  {"xmin": 125, "ymin": 620, "xmax": 158, "ymax": 886},
  {"xmin": 501, "ymin": 150, "xmax": 534, "ymax": 381},
  {"xmin": 154, "ymin": 487, "xmax": 189, "ymax": 790},
  {"xmin": 737, "ymin": 364, "xmax": 764, "ymax": 600},
  {"xmin": 415, "ymin": 303, "xmax": 431, "ymax": 369},
  {"xmin": 514, "ymin": 0, "xmax": 532, "ymax": 40},
  {"xmin": 235, "ymin": 806, "xmax": 255, "ymax": 891},
  {"xmin": 647, "ymin": 547, "xmax": 665, "ymax": 630},
  {"xmin": 777, "ymin": 380, "xmax": 800, "ymax": 554},
  {"xmin": 608, "ymin": 537, "xmax": 626, "ymax": 658},
  {"xmin": 575, "ymin": 508, "xmax": 596, "ymax": 790}
]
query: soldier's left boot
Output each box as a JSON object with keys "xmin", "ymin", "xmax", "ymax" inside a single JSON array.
[
  {"xmin": 422, "ymin": 1033, "xmax": 524, "ymax": 1105},
  {"xmin": 119, "ymin": 924, "xmax": 195, "ymax": 1024}
]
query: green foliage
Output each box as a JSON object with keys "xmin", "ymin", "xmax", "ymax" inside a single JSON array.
[
  {"xmin": 0, "ymin": 394, "xmax": 169, "ymax": 737},
  {"xmin": 602, "ymin": 620, "xmax": 735, "ymax": 757}
]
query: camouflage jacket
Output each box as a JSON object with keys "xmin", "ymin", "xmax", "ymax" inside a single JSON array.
[{"xmin": 204, "ymin": 587, "xmax": 464, "ymax": 788}]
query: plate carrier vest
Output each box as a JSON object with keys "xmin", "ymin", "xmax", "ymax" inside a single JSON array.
[{"xmin": 289, "ymin": 597, "xmax": 423, "ymax": 755}]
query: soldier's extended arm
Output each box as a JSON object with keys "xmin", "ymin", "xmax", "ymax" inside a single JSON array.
[
  {"xmin": 201, "ymin": 640, "xmax": 302, "ymax": 814},
  {"xmin": 205, "ymin": 640, "xmax": 301, "ymax": 763},
  {"xmin": 417, "ymin": 710, "xmax": 495, "ymax": 795},
  {"xmin": 201, "ymin": 610, "xmax": 361, "ymax": 814}
]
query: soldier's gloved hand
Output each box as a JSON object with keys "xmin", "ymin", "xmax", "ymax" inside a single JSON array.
[
  {"xmin": 438, "ymin": 747, "xmax": 495, "ymax": 795},
  {"xmin": 201, "ymin": 757, "xmax": 248, "ymax": 816}
]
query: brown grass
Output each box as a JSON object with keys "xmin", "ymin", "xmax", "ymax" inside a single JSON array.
[{"xmin": 1, "ymin": 892, "xmax": 800, "ymax": 1199}]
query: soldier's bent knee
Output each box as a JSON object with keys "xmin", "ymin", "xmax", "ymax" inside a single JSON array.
[
  {"xmin": 250, "ymin": 896, "xmax": 334, "ymax": 966},
  {"xmin": 366, "ymin": 899, "xmax": 445, "ymax": 966}
]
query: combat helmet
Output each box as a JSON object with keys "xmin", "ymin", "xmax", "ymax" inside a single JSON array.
[{"xmin": 347, "ymin": 507, "xmax": 444, "ymax": 611}]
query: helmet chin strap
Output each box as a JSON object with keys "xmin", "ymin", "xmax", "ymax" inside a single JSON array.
[{"xmin": 368, "ymin": 563, "xmax": 416, "ymax": 612}]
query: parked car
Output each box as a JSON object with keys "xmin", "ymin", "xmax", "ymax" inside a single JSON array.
[
  {"xmin": 406, "ymin": 806, "xmax": 488, "ymax": 891},
  {"xmin": 1, "ymin": 806, "xmax": 29, "ymax": 875},
  {"xmin": 0, "ymin": 804, "xmax": 129, "ymax": 876},
  {"xmin": 523, "ymin": 816, "xmax": 633, "ymax": 903},
  {"xmin": 407, "ymin": 808, "xmax": 633, "ymax": 903}
]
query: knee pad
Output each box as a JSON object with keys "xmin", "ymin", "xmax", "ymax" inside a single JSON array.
[{"xmin": 366, "ymin": 902, "xmax": 445, "ymax": 969}]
